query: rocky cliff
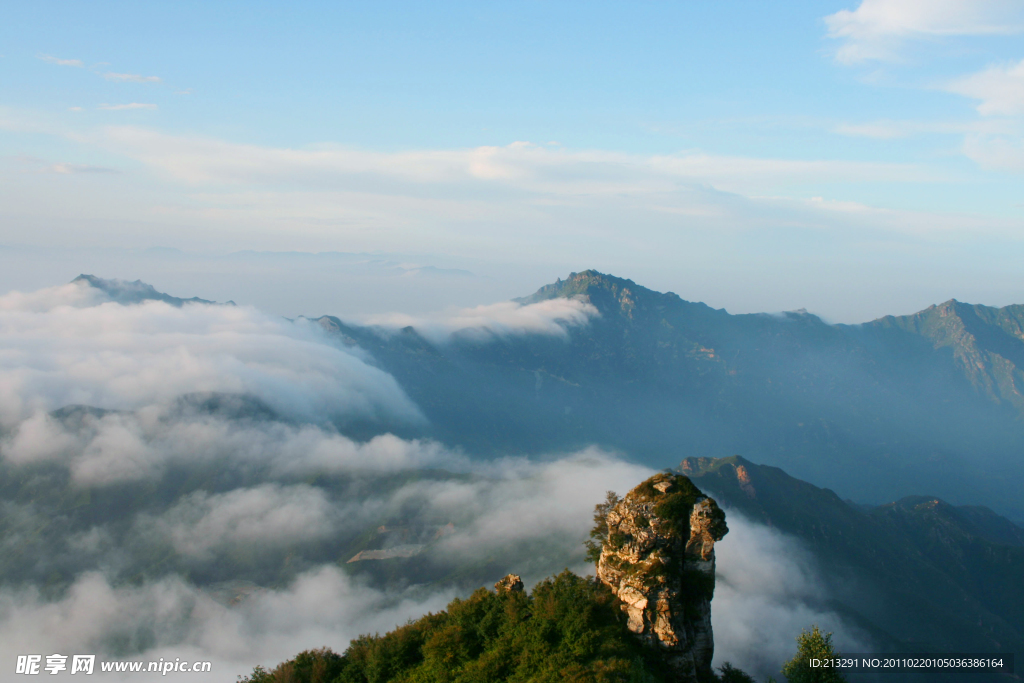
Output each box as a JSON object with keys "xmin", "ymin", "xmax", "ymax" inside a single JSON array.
[{"xmin": 595, "ymin": 472, "xmax": 728, "ymax": 683}]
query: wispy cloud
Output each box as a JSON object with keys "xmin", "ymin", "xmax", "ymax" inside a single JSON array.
[
  {"xmin": 362, "ymin": 298, "xmax": 599, "ymax": 344},
  {"xmin": 37, "ymin": 54, "xmax": 83, "ymax": 67},
  {"xmin": 947, "ymin": 59, "xmax": 1024, "ymax": 117},
  {"xmin": 1, "ymin": 109, "xmax": 1019, "ymax": 305},
  {"xmin": 963, "ymin": 132, "xmax": 1024, "ymax": 172},
  {"xmin": 98, "ymin": 103, "xmax": 158, "ymax": 111},
  {"xmin": 97, "ymin": 128, "xmax": 944, "ymax": 192},
  {"xmin": 824, "ymin": 4, "xmax": 1024, "ymax": 175},
  {"xmin": 834, "ymin": 121, "xmax": 941, "ymax": 139},
  {"xmin": 825, "ymin": 0, "xmax": 1024, "ymax": 64},
  {"xmin": 7, "ymin": 155, "xmax": 117, "ymax": 176},
  {"xmin": 833, "ymin": 118, "xmax": 1012, "ymax": 139},
  {"xmin": 104, "ymin": 72, "xmax": 162, "ymax": 84},
  {"xmin": 48, "ymin": 163, "xmax": 117, "ymax": 175}
]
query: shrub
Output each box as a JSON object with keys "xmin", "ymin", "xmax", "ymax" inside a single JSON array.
[{"xmin": 780, "ymin": 625, "xmax": 847, "ymax": 683}]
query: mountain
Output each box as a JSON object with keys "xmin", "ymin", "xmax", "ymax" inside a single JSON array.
[
  {"xmin": 241, "ymin": 460, "xmax": 1022, "ymax": 683},
  {"xmin": 239, "ymin": 474, "xmax": 743, "ymax": 683},
  {"xmin": 865, "ymin": 299, "xmax": 1024, "ymax": 415},
  {"xmin": 18, "ymin": 273, "xmax": 1024, "ymax": 681},
  {"xmin": 238, "ymin": 572, "xmax": 683, "ymax": 683},
  {"xmin": 318, "ymin": 270, "xmax": 1024, "ymax": 522},
  {"xmin": 72, "ymin": 273, "xmax": 229, "ymax": 306},
  {"xmin": 593, "ymin": 473, "xmax": 728, "ymax": 682},
  {"xmin": 681, "ymin": 455, "xmax": 1024, "ymax": 670}
]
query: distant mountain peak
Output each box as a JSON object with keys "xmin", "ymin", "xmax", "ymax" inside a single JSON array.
[
  {"xmin": 517, "ymin": 270, "xmax": 717, "ymax": 322},
  {"xmin": 867, "ymin": 295, "xmax": 1024, "ymax": 412},
  {"xmin": 72, "ymin": 274, "xmax": 228, "ymax": 307}
]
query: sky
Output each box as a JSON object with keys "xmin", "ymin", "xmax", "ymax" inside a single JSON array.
[{"xmin": 2, "ymin": 0, "xmax": 1024, "ymax": 322}]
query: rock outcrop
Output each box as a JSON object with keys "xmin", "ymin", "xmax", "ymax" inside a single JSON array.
[
  {"xmin": 494, "ymin": 574, "xmax": 524, "ymax": 593},
  {"xmin": 595, "ymin": 473, "xmax": 728, "ymax": 683}
]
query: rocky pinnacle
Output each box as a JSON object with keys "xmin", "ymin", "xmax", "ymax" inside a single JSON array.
[
  {"xmin": 494, "ymin": 574, "xmax": 525, "ymax": 594},
  {"xmin": 595, "ymin": 473, "xmax": 728, "ymax": 683}
]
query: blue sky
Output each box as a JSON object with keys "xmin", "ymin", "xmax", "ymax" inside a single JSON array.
[{"xmin": 2, "ymin": 0, "xmax": 1024, "ymax": 321}]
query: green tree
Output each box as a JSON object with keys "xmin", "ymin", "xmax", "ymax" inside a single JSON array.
[
  {"xmin": 238, "ymin": 648, "xmax": 344, "ymax": 683},
  {"xmin": 244, "ymin": 570, "xmax": 675, "ymax": 683},
  {"xmin": 237, "ymin": 665, "xmax": 274, "ymax": 683},
  {"xmin": 780, "ymin": 626, "xmax": 847, "ymax": 683},
  {"xmin": 717, "ymin": 662, "xmax": 755, "ymax": 683},
  {"xmin": 584, "ymin": 491, "xmax": 621, "ymax": 563}
]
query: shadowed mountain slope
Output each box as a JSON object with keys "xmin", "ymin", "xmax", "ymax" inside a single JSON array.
[
  {"xmin": 73, "ymin": 274, "xmax": 228, "ymax": 306},
  {"xmin": 863, "ymin": 299, "xmax": 1024, "ymax": 414},
  {"xmin": 681, "ymin": 455, "xmax": 1024, "ymax": 675},
  {"xmin": 318, "ymin": 270, "xmax": 1024, "ymax": 522}
]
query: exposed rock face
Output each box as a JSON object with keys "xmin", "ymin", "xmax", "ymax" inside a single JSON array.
[
  {"xmin": 494, "ymin": 574, "xmax": 524, "ymax": 593},
  {"xmin": 595, "ymin": 473, "xmax": 728, "ymax": 683}
]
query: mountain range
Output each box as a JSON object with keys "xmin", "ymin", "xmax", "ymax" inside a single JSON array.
[
  {"xmin": 7, "ymin": 271, "xmax": 1023, "ymax": 680},
  {"xmin": 683, "ymin": 455, "xmax": 1023, "ymax": 672},
  {"xmin": 315, "ymin": 270, "xmax": 1024, "ymax": 523}
]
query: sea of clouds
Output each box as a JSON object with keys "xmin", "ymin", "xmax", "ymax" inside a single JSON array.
[{"xmin": 0, "ymin": 278, "xmax": 866, "ymax": 681}]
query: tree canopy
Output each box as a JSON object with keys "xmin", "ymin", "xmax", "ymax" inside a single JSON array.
[
  {"xmin": 780, "ymin": 626, "xmax": 847, "ymax": 683},
  {"xmin": 239, "ymin": 571, "xmax": 672, "ymax": 683}
]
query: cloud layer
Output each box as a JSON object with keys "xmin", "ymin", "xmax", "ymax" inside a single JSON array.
[
  {"xmin": 712, "ymin": 509, "xmax": 870, "ymax": 678},
  {"xmin": 948, "ymin": 59, "xmax": 1024, "ymax": 117},
  {"xmin": 103, "ymin": 73, "xmax": 161, "ymax": 84},
  {"xmin": 0, "ymin": 448, "xmax": 861, "ymax": 682},
  {"xmin": 0, "ymin": 279, "xmax": 422, "ymax": 431},
  {"xmin": 826, "ymin": 0, "xmax": 1024, "ymax": 63},
  {"xmin": 362, "ymin": 297, "xmax": 599, "ymax": 343},
  {"xmin": 0, "ymin": 280, "xmax": 867, "ymax": 680}
]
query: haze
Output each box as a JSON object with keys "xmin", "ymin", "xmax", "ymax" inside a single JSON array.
[{"xmin": 3, "ymin": 0, "xmax": 1024, "ymax": 322}]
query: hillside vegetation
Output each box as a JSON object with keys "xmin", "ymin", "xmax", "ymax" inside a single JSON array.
[{"xmin": 239, "ymin": 571, "xmax": 675, "ymax": 683}]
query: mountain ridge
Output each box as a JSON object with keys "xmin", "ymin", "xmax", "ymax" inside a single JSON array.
[
  {"xmin": 69, "ymin": 271, "xmax": 1024, "ymax": 523},
  {"xmin": 681, "ymin": 454, "xmax": 1024, "ymax": 666},
  {"xmin": 310, "ymin": 269, "xmax": 1024, "ymax": 521},
  {"xmin": 73, "ymin": 273, "xmax": 231, "ymax": 307}
]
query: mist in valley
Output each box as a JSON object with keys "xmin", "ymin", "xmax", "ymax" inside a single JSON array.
[{"xmin": 0, "ymin": 278, "xmax": 874, "ymax": 681}]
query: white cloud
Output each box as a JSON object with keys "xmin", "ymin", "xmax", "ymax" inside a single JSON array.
[
  {"xmin": 963, "ymin": 131, "xmax": 1024, "ymax": 171},
  {"xmin": 104, "ymin": 73, "xmax": 161, "ymax": 84},
  {"xmin": 362, "ymin": 298, "xmax": 599, "ymax": 343},
  {"xmin": 0, "ymin": 443, "xmax": 868, "ymax": 682},
  {"xmin": 831, "ymin": 119, "xmax": 1007, "ymax": 139},
  {"xmin": 825, "ymin": 0, "xmax": 1024, "ymax": 63},
  {"xmin": 37, "ymin": 54, "xmax": 83, "ymax": 67},
  {"xmin": 0, "ymin": 568, "xmax": 456, "ymax": 683},
  {"xmin": 1, "ymin": 342, "xmax": 454, "ymax": 484},
  {"xmin": 98, "ymin": 103, "xmax": 158, "ymax": 111},
  {"xmin": 0, "ymin": 279, "xmax": 423, "ymax": 431},
  {"xmin": 49, "ymin": 162, "xmax": 117, "ymax": 174},
  {"xmin": 4, "ymin": 109, "xmax": 1021, "ymax": 316},
  {"xmin": 96, "ymin": 127, "xmax": 940, "ymax": 193},
  {"xmin": 947, "ymin": 59, "xmax": 1024, "ymax": 116},
  {"xmin": 0, "ymin": 292, "xmax": 875, "ymax": 680},
  {"xmin": 711, "ymin": 510, "xmax": 871, "ymax": 679},
  {"xmin": 74, "ymin": 127, "xmax": 961, "ymax": 249},
  {"xmin": 143, "ymin": 485, "xmax": 338, "ymax": 559},
  {"xmin": 2, "ymin": 410, "xmax": 457, "ymax": 485},
  {"xmin": 0, "ymin": 447, "xmax": 656, "ymax": 678},
  {"xmin": 428, "ymin": 449, "xmax": 653, "ymax": 561}
]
